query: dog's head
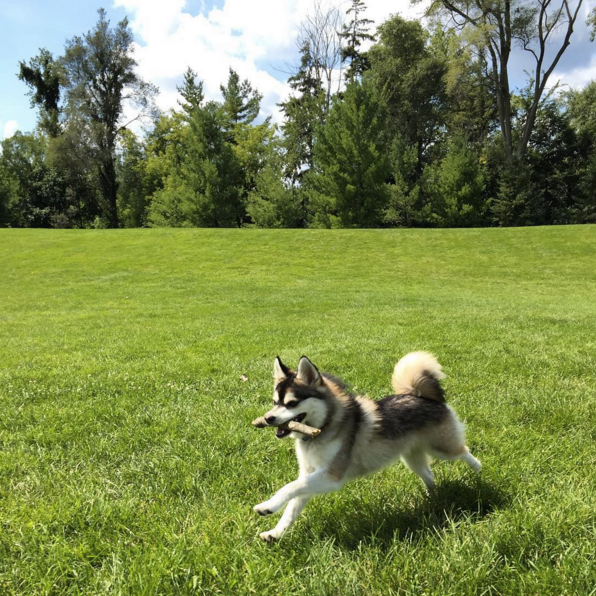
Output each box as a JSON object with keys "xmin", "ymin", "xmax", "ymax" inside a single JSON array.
[{"xmin": 263, "ymin": 356, "xmax": 330, "ymax": 439}]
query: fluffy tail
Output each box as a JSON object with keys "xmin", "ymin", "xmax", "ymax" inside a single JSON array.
[{"xmin": 392, "ymin": 352, "xmax": 446, "ymax": 402}]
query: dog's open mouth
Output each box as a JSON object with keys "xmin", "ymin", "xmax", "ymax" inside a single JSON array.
[{"xmin": 275, "ymin": 413, "xmax": 306, "ymax": 439}]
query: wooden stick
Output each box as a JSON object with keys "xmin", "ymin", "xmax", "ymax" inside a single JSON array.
[{"xmin": 252, "ymin": 416, "xmax": 321, "ymax": 438}]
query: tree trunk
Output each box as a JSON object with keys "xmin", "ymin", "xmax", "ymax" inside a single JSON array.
[{"xmin": 99, "ymin": 155, "xmax": 119, "ymax": 228}]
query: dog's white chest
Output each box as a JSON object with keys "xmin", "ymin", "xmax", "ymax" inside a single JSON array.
[{"xmin": 295, "ymin": 437, "xmax": 342, "ymax": 474}]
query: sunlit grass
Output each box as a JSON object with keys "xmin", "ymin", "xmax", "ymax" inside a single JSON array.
[{"xmin": 0, "ymin": 226, "xmax": 595, "ymax": 595}]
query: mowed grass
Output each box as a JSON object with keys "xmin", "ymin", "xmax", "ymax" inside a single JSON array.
[{"xmin": 0, "ymin": 227, "xmax": 595, "ymax": 596}]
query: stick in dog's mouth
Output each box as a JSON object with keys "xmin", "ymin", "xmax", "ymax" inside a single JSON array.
[{"xmin": 251, "ymin": 416, "xmax": 321, "ymax": 438}]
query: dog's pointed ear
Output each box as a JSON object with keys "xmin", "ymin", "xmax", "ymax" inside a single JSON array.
[
  {"xmin": 296, "ymin": 356, "xmax": 322, "ymax": 386},
  {"xmin": 274, "ymin": 356, "xmax": 290, "ymax": 382}
]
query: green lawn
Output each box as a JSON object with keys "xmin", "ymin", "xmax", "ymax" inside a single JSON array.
[{"xmin": 0, "ymin": 227, "xmax": 595, "ymax": 595}]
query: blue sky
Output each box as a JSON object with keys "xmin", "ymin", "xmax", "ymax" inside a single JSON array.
[
  {"xmin": 1, "ymin": 0, "xmax": 595, "ymax": 140},
  {"xmin": 0, "ymin": 1, "xmax": 129, "ymax": 137}
]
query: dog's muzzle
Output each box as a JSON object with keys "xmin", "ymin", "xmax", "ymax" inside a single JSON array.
[{"xmin": 273, "ymin": 413, "xmax": 307, "ymax": 439}]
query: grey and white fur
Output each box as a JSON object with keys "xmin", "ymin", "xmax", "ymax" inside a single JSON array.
[{"xmin": 253, "ymin": 352, "xmax": 481, "ymax": 542}]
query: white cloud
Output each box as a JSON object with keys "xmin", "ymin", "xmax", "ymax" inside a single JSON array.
[
  {"xmin": 113, "ymin": 0, "xmax": 421, "ymax": 124},
  {"xmin": 2, "ymin": 120, "xmax": 18, "ymax": 139},
  {"xmin": 114, "ymin": 0, "xmax": 594, "ymax": 127},
  {"xmin": 552, "ymin": 57, "xmax": 596, "ymax": 91}
]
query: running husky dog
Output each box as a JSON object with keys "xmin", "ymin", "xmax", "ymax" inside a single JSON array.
[{"xmin": 254, "ymin": 352, "xmax": 481, "ymax": 542}]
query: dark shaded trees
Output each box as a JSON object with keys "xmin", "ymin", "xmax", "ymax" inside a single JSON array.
[{"xmin": 0, "ymin": 133, "xmax": 71, "ymax": 228}]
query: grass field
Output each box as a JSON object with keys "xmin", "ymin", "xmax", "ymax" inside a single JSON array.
[{"xmin": 0, "ymin": 226, "xmax": 595, "ymax": 595}]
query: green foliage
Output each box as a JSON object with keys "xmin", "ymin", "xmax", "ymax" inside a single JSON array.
[
  {"xmin": 117, "ymin": 129, "xmax": 149, "ymax": 228},
  {"xmin": 492, "ymin": 98, "xmax": 582, "ymax": 226},
  {"xmin": 0, "ymin": 132, "xmax": 77, "ymax": 228},
  {"xmin": 367, "ymin": 15, "xmax": 448, "ymax": 174},
  {"xmin": 566, "ymin": 82, "xmax": 596, "ymax": 222},
  {"xmin": 310, "ymin": 82, "xmax": 391, "ymax": 228},
  {"xmin": 384, "ymin": 137, "xmax": 424, "ymax": 227},
  {"xmin": 220, "ymin": 68, "xmax": 262, "ymax": 134},
  {"xmin": 247, "ymin": 161, "xmax": 304, "ymax": 228},
  {"xmin": 18, "ymin": 49, "xmax": 63, "ymax": 137},
  {"xmin": 9, "ymin": 8, "xmax": 596, "ymax": 229},
  {"xmin": 339, "ymin": 0, "xmax": 375, "ymax": 83},
  {"xmin": 177, "ymin": 67, "xmax": 205, "ymax": 117},
  {"xmin": 279, "ymin": 42, "xmax": 326, "ymax": 185},
  {"xmin": 148, "ymin": 102, "xmax": 244, "ymax": 228},
  {"xmin": 423, "ymin": 138, "xmax": 489, "ymax": 227}
]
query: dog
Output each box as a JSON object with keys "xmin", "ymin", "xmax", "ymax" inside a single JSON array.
[{"xmin": 253, "ymin": 352, "xmax": 481, "ymax": 542}]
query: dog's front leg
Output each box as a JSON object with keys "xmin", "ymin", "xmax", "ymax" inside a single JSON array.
[
  {"xmin": 254, "ymin": 470, "xmax": 342, "ymax": 516},
  {"xmin": 259, "ymin": 496, "xmax": 310, "ymax": 543}
]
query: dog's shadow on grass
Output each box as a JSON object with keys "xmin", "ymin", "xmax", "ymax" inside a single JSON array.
[{"xmin": 315, "ymin": 476, "xmax": 509, "ymax": 550}]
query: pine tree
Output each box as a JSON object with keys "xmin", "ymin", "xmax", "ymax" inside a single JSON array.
[
  {"xmin": 310, "ymin": 82, "xmax": 390, "ymax": 228},
  {"xmin": 177, "ymin": 67, "xmax": 204, "ymax": 118},
  {"xmin": 338, "ymin": 0, "xmax": 375, "ymax": 83},
  {"xmin": 148, "ymin": 102, "xmax": 244, "ymax": 228},
  {"xmin": 220, "ymin": 68, "xmax": 262, "ymax": 139},
  {"xmin": 279, "ymin": 42, "xmax": 325, "ymax": 186}
]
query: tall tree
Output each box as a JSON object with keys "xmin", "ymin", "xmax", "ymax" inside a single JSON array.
[
  {"xmin": 148, "ymin": 101, "xmax": 243, "ymax": 228},
  {"xmin": 177, "ymin": 67, "xmax": 205, "ymax": 118},
  {"xmin": 220, "ymin": 68, "xmax": 262, "ymax": 139},
  {"xmin": 309, "ymin": 82, "xmax": 391, "ymax": 228},
  {"xmin": 296, "ymin": 0, "xmax": 344, "ymax": 112},
  {"xmin": 279, "ymin": 41, "xmax": 326, "ymax": 186},
  {"xmin": 423, "ymin": 0, "xmax": 586, "ymax": 160},
  {"xmin": 339, "ymin": 0, "xmax": 376, "ymax": 83},
  {"xmin": 367, "ymin": 16, "xmax": 449, "ymax": 175},
  {"xmin": 60, "ymin": 8, "xmax": 158, "ymax": 227},
  {"xmin": 18, "ymin": 49, "xmax": 63, "ymax": 137}
]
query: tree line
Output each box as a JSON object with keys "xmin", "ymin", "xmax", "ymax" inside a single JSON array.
[{"xmin": 1, "ymin": 0, "xmax": 595, "ymax": 229}]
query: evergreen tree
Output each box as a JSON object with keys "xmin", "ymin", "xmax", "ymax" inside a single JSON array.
[
  {"xmin": 310, "ymin": 82, "xmax": 391, "ymax": 228},
  {"xmin": 383, "ymin": 137, "xmax": 424, "ymax": 227},
  {"xmin": 220, "ymin": 68, "xmax": 262, "ymax": 138},
  {"xmin": 279, "ymin": 42, "xmax": 326, "ymax": 186},
  {"xmin": 422, "ymin": 138, "xmax": 488, "ymax": 227},
  {"xmin": 339, "ymin": 0, "xmax": 375, "ymax": 83},
  {"xmin": 148, "ymin": 102, "xmax": 243, "ymax": 227},
  {"xmin": 177, "ymin": 67, "xmax": 205, "ymax": 118},
  {"xmin": 247, "ymin": 145, "xmax": 303, "ymax": 228}
]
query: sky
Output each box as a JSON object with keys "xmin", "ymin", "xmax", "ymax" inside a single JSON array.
[{"xmin": 1, "ymin": 0, "xmax": 595, "ymax": 140}]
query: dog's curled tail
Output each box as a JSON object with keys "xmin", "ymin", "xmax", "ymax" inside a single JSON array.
[{"xmin": 392, "ymin": 351, "xmax": 446, "ymax": 402}]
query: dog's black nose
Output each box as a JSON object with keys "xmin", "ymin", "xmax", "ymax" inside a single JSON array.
[{"xmin": 265, "ymin": 414, "xmax": 277, "ymax": 425}]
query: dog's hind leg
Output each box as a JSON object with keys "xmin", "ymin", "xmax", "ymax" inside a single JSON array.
[
  {"xmin": 259, "ymin": 497, "xmax": 310, "ymax": 543},
  {"xmin": 428, "ymin": 445, "xmax": 482, "ymax": 474},
  {"xmin": 460, "ymin": 447, "xmax": 482, "ymax": 473},
  {"xmin": 401, "ymin": 450, "xmax": 434, "ymax": 491}
]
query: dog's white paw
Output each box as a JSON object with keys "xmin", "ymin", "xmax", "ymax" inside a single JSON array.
[
  {"xmin": 259, "ymin": 530, "xmax": 279, "ymax": 543},
  {"xmin": 253, "ymin": 502, "xmax": 274, "ymax": 516}
]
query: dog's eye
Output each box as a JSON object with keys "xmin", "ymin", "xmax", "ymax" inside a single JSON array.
[{"xmin": 285, "ymin": 401, "xmax": 298, "ymax": 408}]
